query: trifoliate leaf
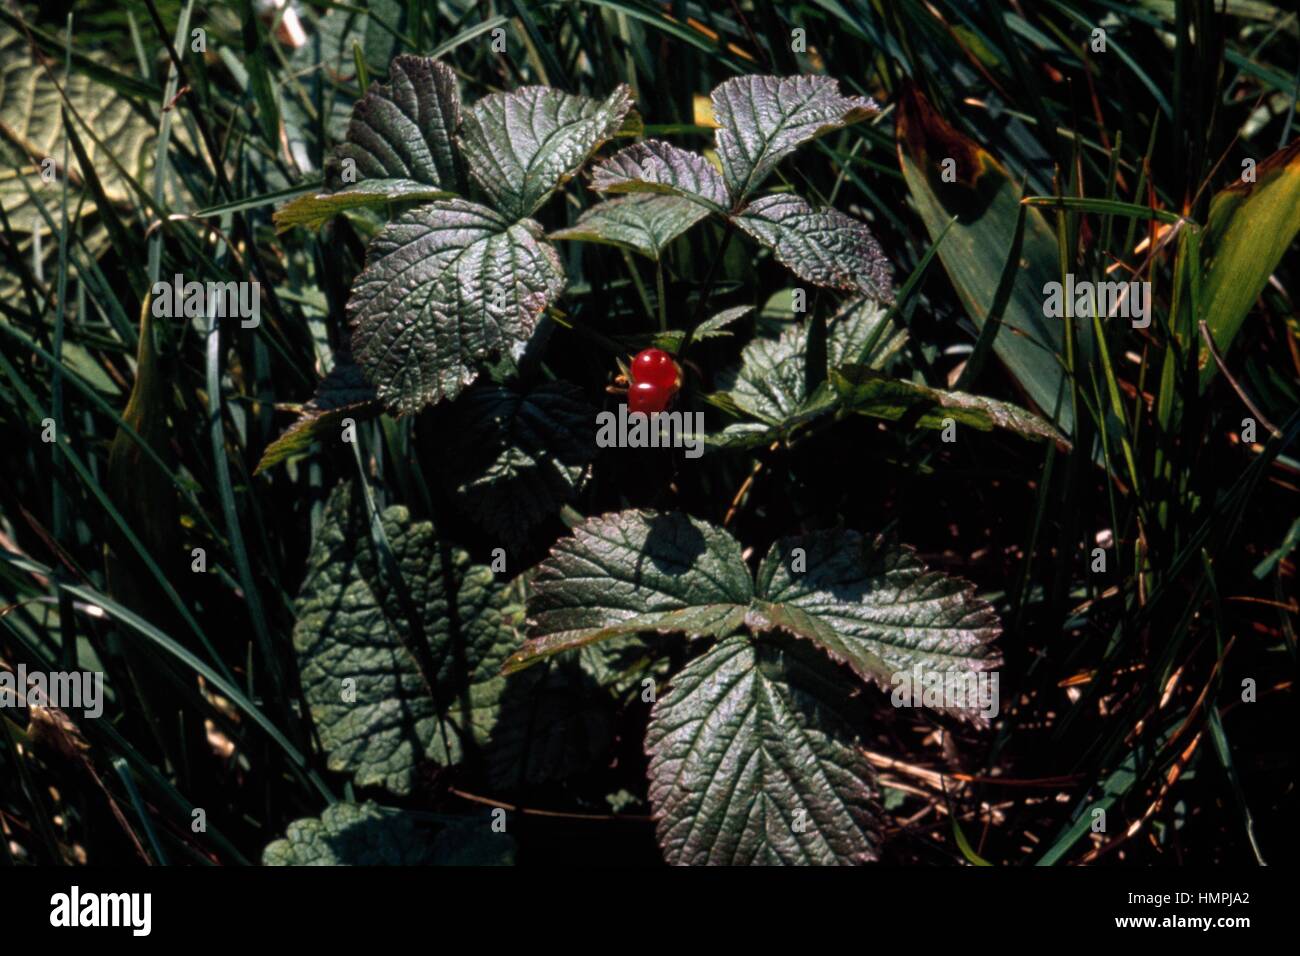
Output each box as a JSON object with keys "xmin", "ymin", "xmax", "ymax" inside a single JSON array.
[
  {"xmin": 710, "ymin": 75, "xmax": 877, "ymax": 200},
  {"xmin": 439, "ymin": 382, "xmax": 597, "ymax": 540},
  {"xmin": 550, "ymin": 193, "xmax": 709, "ymax": 259},
  {"xmin": 507, "ymin": 509, "xmax": 1002, "ymax": 702},
  {"xmin": 347, "ymin": 198, "xmax": 565, "ymax": 412},
  {"xmin": 832, "ymin": 366, "xmax": 1071, "ymax": 450},
  {"xmin": 254, "ymin": 360, "xmax": 380, "ymax": 474},
  {"xmin": 261, "ymin": 801, "xmax": 516, "ymax": 865},
  {"xmin": 276, "ymin": 56, "xmax": 464, "ymax": 230},
  {"xmin": 589, "ymin": 139, "xmax": 731, "ymax": 213},
  {"xmin": 645, "ymin": 634, "xmax": 880, "ymax": 865},
  {"xmin": 752, "ymin": 529, "xmax": 1002, "ymax": 719},
  {"xmin": 459, "ymin": 84, "xmax": 632, "ymax": 219},
  {"xmin": 504, "ymin": 510, "xmax": 754, "ymax": 673},
  {"xmin": 293, "ymin": 483, "xmax": 608, "ymax": 794},
  {"xmin": 734, "ymin": 194, "xmax": 894, "ymax": 301}
]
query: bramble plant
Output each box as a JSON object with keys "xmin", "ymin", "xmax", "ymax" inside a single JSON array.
[
  {"xmin": 4, "ymin": 1, "xmax": 1294, "ymax": 876},
  {"xmin": 265, "ymin": 57, "xmax": 1067, "ymax": 865}
]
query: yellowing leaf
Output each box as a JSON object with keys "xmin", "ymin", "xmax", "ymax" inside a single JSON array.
[{"xmin": 1198, "ymin": 139, "xmax": 1300, "ymax": 388}]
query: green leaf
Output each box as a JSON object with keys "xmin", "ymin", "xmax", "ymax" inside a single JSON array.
[
  {"xmin": 1197, "ymin": 140, "xmax": 1300, "ymax": 389},
  {"xmin": 261, "ymin": 801, "xmax": 516, "ymax": 865},
  {"xmin": 504, "ymin": 510, "xmax": 754, "ymax": 672},
  {"xmin": 273, "ymin": 179, "xmax": 453, "ymax": 233},
  {"xmin": 505, "ymin": 509, "xmax": 1003, "ymax": 712},
  {"xmin": 753, "ymin": 530, "xmax": 1001, "ymax": 720},
  {"xmin": 459, "ymin": 84, "xmax": 632, "ymax": 219},
  {"xmin": 896, "ymin": 82, "xmax": 1080, "ymax": 436},
  {"xmin": 708, "ymin": 298, "xmax": 898, "ymax": 441},
  {"xmin": 733, "ymin": 194, "xmax": 894, "ymax": 301},
  {"xmin": 439, "ymin": 381, "xmax": 597, "ymax": 539},
  {"xmin": 831, "ymin": 366, "xmax": 1071, "ymax": 449},
  {"xmin": 277, "ymin": 55, "xmax": 464, "ymax": 230},
  {"xmin": 550, "ymin": 193, "xmax": 709, "ymax": 259},
  {"xmin": 711, "ymin": 75, "xmax": 877, "ymax": 200},
  {"xmin": 254, "ymin": 360, "xmax": 381, "ymax": 474},
  {"xmin": 589, "ymin": 139, "xmax": 731, "ymax": 213},
  {"xmin": 827, "ymin": 295, "xmax": 908, "ymax": 370},
  {"xmin": 645, "ymin": 633, "xmax": 880, "ymax": 865},
  {"xmin": 331, "ymin": 55, "xmax": 464, "ymax": 191},
  {"xmin": 293, "ymin": 484, "xmax": 608, "ymax": 794},
  {"xmin": 347, "ymin": 198, "xmax": 565, "ymax": 412},
  {"xmin": 715, "ymin": 324, "xmax": 808, "ymax": 426},
  {"xmin": 693, "ymin": 304, "xmax": 754, "ymax": 340},
  {"xmin": 262, "ymin": 802, "xmax": 437, "ymax": 865}
]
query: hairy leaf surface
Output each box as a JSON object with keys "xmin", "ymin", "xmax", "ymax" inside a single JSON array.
[
  {"xmin": 332, "ymin": 56, "xmax": 462, "ymax": 186},
  {"xmin": 294, "ymin": 484, "xmax": 608, "ymax": 794},
  {"xmin": 348, "ymin": 198, "xmax": 565, "ymax": 412},
  {"xmin": 645, "ymin": 634, "xmax": 880, "ymax": 865},
  {"xmin": 278, "ymin": 55, "xmax": 464, "ymax": 229},
  {"xmin": 459, "ymin": 84, "xmax": 632, "ymax": 219},
  {"xmin": 589, "ymin": 139, "xmax": 731, "ymax": 212},
  {"xmin": 550, "ymin": 193, "xmax": 709, "ymax": 259},
  {"xmin": 504, "ymin": 510, "xmax": 753, "ymax": 672},
  {"xmin": 711, "ymin": 75, "xmax": 876, "ymax": 199},
  {"xmin": 753, "ymin": 529, "xmax": 1002, "ymax": 719},
  {"xmin": 734, "ymin": 194, "xmax": 894, "ymax": 301}
]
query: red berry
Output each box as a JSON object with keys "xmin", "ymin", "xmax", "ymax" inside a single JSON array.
[
  {"xmin": 628, "ymin": 381, "xmax": 671, "ymax": 414},
  {"xmin": 631, "ymin": 348, "xmax": 680, "ymax": 391}
]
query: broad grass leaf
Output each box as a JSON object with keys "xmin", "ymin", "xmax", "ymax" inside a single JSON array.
[
  {"xmin": 1197, "ymin": 139, "xmax": 1300, "ymax": 389},
  {"xmin": 0, "ymin": 25, "xmax": 177, "ymax": 231},
  {"xmin": 895, "ymin": 82, "xmax": 1081, "ymax": 437}
]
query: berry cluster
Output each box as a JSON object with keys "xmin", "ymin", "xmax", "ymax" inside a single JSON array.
[{"xmin": 626, "ymin": 348, "xmax": 681, "ymax": 414}]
